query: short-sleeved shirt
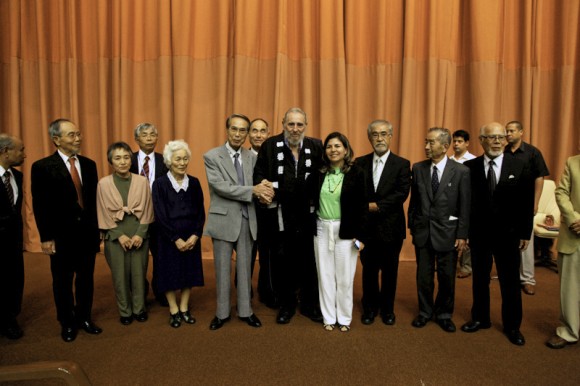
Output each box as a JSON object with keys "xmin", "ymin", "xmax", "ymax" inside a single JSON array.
[{"xmin": 504, "ymin": 141, "xmax": 549, "ymax": 179}]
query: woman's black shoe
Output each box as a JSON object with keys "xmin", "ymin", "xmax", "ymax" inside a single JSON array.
[
  {"xmin": 180, "ymin": 310, "xmax": 196, "ymax": 325},
  {"xmin": 169, "ymin": 312, "xmax": 182, "ymax": 328},
  {"xmin": 120, "ymin": 316, "xmax": 133, "ymax": 325}
]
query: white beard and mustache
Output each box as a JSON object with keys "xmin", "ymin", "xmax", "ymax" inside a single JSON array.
[{"xmin": 284, "ymin": 130, "xmax": 305, "ymax": 147}]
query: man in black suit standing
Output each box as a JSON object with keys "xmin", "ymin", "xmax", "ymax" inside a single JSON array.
[
  {"xmin": 355, "ymin": 120, "xmax": 411, "ymax": 326},
  {"xmin": 31, "ymin": 119, "xmax": 102, "ymax": 342},
  {"xmin": 408, "ymin": 127, "xmax": 470, "ymax": 333},
  {"xmin": 129, "ymin": 122, "xmax": 169, "ymax": 306},
  {"xmin": 461, "ymin": 122, "xmax": 533, "ymax": 346},
  {"xmin": 254, "ymin": 107, "xmax": 323, "ymax": 324},
  {"xmin": 0, "ymin": 134, "xmax": 26, "ymax": 340}
]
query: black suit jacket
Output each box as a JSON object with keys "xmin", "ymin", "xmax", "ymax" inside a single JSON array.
[
  {"xmin": 31, "ymin": 152, "xmax": 100, "ymax": 254},
  {"xmin": 355, "ymin": 152, "xmax": 411, "ymax": 244},
  {"xmin": 307, "ymin": 164, "xmax": 368, "ymax": 243},
  {"xmin": 0, "ymin": 168, "xmax": 23, "ymax": 250},
  {"xmin": 408, "ymin": 158, "xmax": 471, "ymax": 251},
  {"xmin": 254, "ymin": 133, "xmax": 324, "ymax": 231},
  {"xmin": 130, "ymin": 151, "xmax": 168, "ymax": 180},
  {"xmin": 464, "ymin": 155, "xmax": 533, "ymax": 246}
]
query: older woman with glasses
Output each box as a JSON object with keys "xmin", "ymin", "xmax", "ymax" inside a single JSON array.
[
  {"xmin": 152, "ymin": 140, "xmax": 205, "ymax": 328},
  {"xmin": 308, "ymin": 132, "xmax": 368, "ymax": 332},
  {"xmin": 97, "ymin": 141, "xmax": 154, "ymax": 325}
]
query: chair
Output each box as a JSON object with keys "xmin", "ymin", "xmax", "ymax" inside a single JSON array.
[{"xmin": 533, "ymin": 179, "xmax": 560, "ymax": 272}]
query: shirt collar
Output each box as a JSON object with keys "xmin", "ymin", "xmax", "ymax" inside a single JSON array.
[
  {"xmin": 167, "ymin": 171, "xmax": 189, "ymax": 192},
  {"xmin": 373, "ymin": 150, "xmax": 390, "ymax": 164},
  {"xmin": 432, "ymin": 156, "xmax": 448, "ymax": 171},
  {"xmin": 225, "ymin": 142, "xmax": 242, "ymax": 158}
]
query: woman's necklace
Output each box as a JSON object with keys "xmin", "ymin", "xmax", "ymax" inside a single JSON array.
[{"xmin": 327, "ymin": 172, "xmax": 344, "ymax": 193}]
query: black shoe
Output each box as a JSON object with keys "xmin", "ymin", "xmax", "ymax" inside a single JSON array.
[
  {"xmin": 381, "ymin": 313, "xmax": 396, "ymax": 326},
  {"xmin": 239, "ymin": 314, "xmax": 262, "ymax": 328},
  {"xmin": 361, "ymin": 311, "xmax": 377, "ymax": 325},
  {"xmin": 437, "ymin": 319, "xmax": 456, "ymax": 333},
  {"xmin": 61, "ymin": 326, "xmax": 77, "ymax": 342},
  {"xmin": 505, "ymin": 329, "xmax": 526, "ymax": 346},
  {"xmin": 78, "ymin": 320, "xmax": 102, "ymax": 335},
  {"xmin": 169, "ymin": 312, "xmax": 182, "ymax": 328},
  {"xmin": 180, "ymin": 310, "xmax": 196, "ymax": 325},
  {"xmin": 303, "ymin": 308, "xmax": 323, "ymax": 323},
  {"xmin": 276, "ymin": 309, "xmax": 295, "ymax": 324},
  {"xmin": 209, "ymin": 316, "xmax": 231, "ymax": 330},
  {"xmin": 461, "ymin": 320, "xmax": 491, "ymax": 333},
  {"xmin": 133, "ymin": 312, "xmax": 148, "ymax": 322},
  {"xmin": 120, "ymin": 316, "xmax": 133, "ymax": 325},
  {"xmin": 411, "ymin": 315, "xmax": 430, "ymax": 328}
]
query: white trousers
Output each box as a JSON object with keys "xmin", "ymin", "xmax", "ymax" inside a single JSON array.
[
  {"xmin": 556, "ymin": 247, "xmax": 580, "ymax": 342},
  {"xmin": 313, "ymin": 218, "xmax": 358, "ymax": 326},
  {"xmin": 520, "ymin": 230, "xmax": 536, "ymax": 285}
]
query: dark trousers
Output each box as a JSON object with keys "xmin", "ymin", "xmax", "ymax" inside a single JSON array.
[
  {"xmin": 0, "ymin": 246, "xmax": 24, "ymax": 328},
  {"xmin": 255, "ymin": 238, "xmax": 277, "ymax": 305},
  {"xmin": 360, "ymin": 238, "xmax": 403, "ymax": 315},
  {"xmin": 471, "ymin": 238, "xmax": 523, "ymax": 331},
  {"xmin": 415, "ymin": 243, "xmax": 457, "ymax": 320},
  {"xmin": 272, "ymin": 229, "xmax": 319, "ymax": 312},
  {"xmin": 49, "ymin": 250, "xmax": 96, "ymax": 326}
]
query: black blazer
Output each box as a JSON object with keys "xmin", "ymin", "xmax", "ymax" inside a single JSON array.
[
  {"xmin": 31, "ymin": 152, "xmax": 100, "ymax": 253},
  {"xmin": 130, "ymin": 151, "xmax": 168, "ymax": 179},
  {"xmin": 355, "ymin": 152, "xmax": 411, "ymax": 244},
  {"xmin": 0, "ymin": 168, "xmax": 23, "ymax": 249},
  {"xmin": 307, "ymin": 164, "xmax": 368, "ymax": 243},
  {"xmin": 408, "ymin": 158, "xmax": 471, "ymax": 251},
  {"xmin": 464, "ymin": 155, "xmax": 534, "ymax": 246},
  {"xmin": 254, "ymin": 133, "xmax": 323, "ymax": 231}
]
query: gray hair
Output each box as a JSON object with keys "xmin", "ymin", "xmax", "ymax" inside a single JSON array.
[
  {"xmin": 48, "ymin": 118, "xmax": 74, "ymax": 138},
  {"xmin": 163, "ymin": 140, "xmax": 191, "ymax": 167},
  {"xmin": 428, "ymin": 127, "xmax": 451, "ymax": 146},
  {"xmin": 0, "ymin": 133, "xmax": 15, "ymax": 152},
  {"xmin": 282, "ymin": 107, "xmax": 308, "ymax": 126},
  {"xmin": 367, "ymin": 120, "xmax": 394, "ymax": 138},
  {"xmin": 134, "ymin": 122, "xmax": 158, "ymax": 139}
]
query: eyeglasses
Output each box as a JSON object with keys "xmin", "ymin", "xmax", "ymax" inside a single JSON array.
[
  {"xmin": 62, "ymin": 132, "xmax": 82, "ymax": 139},
  {"xmin": 139, "ymin": 133, "xmax": 158, "ymax": 139},
  {"xmin": 480, "ymin": 135, "xmax": 506, "ymax": 142},
  {"xmin": 370, "ymin": 131, "xmax": 390, "ymax": 139},
  {"xmin": 229, "ymin": 126, "xmax": 248, "ymax": 134}
]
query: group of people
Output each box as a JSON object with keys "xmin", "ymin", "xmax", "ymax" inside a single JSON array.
[{"xmin": 0, "ymin": 109, "xmax": 578, "ymax": 351}]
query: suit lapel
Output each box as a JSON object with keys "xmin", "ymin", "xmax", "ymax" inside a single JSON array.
[
  {"xmin": 435, "ymin": 160, "xmax": 455, "ymax": 200},
  {"xmin": 219, "ymin": 146, "xmax": 239, "ymax": 183},
  {"xmin": 241, "ymin": 149, "xmax": 252, "ymax": 187},
  {"xmin": 420, "ymin": 161, "xmax": 434, "ymax": 201}
]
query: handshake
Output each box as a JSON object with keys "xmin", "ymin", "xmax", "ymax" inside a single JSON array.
[{"xmin": 253, "ymin": 179, "xmax": 275, "ymax": 205}]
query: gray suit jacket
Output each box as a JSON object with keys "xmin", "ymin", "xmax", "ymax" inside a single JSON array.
[
  {"xmin": 408, "ymin": 158, "xmax": 471, "ymax": 251},
  {"xmin": 203, "ymin": 144, "xmax": 258, "ymax": 242}
]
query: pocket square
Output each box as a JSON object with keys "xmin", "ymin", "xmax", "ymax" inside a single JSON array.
[{"xmin": 509, "ymin": 175, "xmax": 515, "ymax": 179}]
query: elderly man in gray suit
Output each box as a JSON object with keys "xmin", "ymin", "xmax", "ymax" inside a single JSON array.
[
  {"xmin": 204, "ymin": 113, "xmax": 274, "ymax": 330},
  {"xmin": 408, "ymin": 127, "xmax": 471, "ymax": 333}
]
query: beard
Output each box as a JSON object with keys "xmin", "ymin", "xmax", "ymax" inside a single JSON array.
[{"xmin": 284, "ymin": 130, "xmax": 305, "ymax": 147}]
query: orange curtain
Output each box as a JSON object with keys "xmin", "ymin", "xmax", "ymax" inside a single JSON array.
[{"xmin": 1, "ymin": 0, "xmax": 578, "ymax": 257}]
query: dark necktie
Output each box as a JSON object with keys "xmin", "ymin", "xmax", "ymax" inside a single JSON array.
[
  {"xmin": 431, "ymin": 165, "xmax": 439, "ymax": 194},
  {"xmin": 3, "ymin": 170, "xmax": 14, "ymax": 207},
  {"xmin": 487, "ymin": 160, "xmax": 497, "ymax": 195},
  {"xmin": 69, "ymin": 156, "xmax": 84, "ymax": 208},
  {"xmin": 234, "ymin": 153, "xmax": 249, "ymax": 218},
  {"xmin": 141, "ymin": 155, "xmax": 150, "ymax": 180}
]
